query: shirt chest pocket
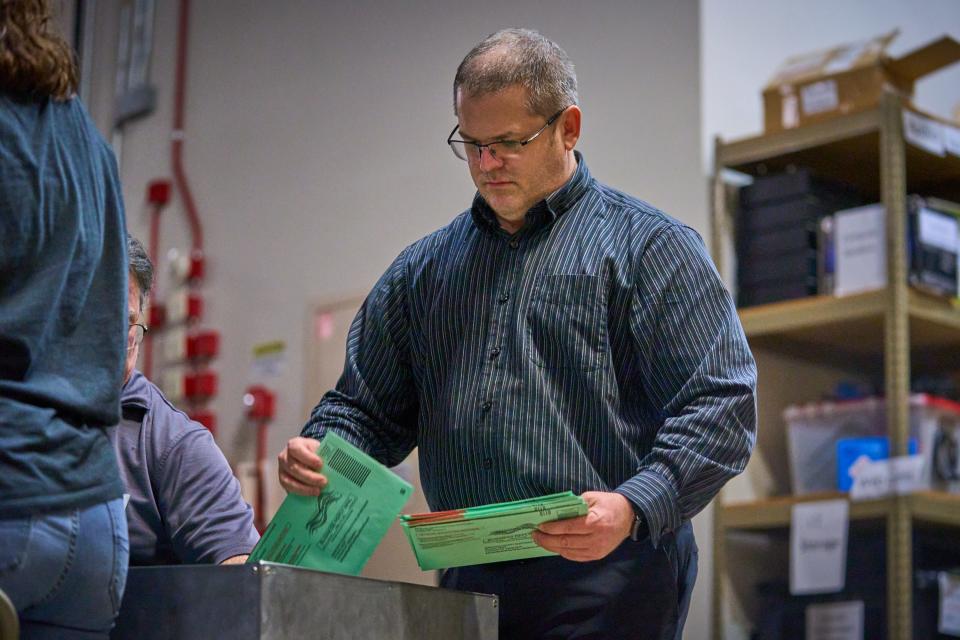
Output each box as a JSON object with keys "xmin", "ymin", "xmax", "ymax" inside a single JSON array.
[{"xmin": 526, "ymin": 274, "xmax": 607, "ymax": 371}]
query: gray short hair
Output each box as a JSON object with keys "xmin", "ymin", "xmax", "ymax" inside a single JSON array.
[
  {"xmin": 127, "ymin": 235, "xmax": 154, "ymax": 310},
  {"xmin": 453, "ymin": 28, "xmax": 578, "ymax": 118}
]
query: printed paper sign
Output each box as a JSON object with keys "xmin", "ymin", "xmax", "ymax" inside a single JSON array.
[
  {"xmin": 834, "ymin": 204, "xmax": 886, "ymax": 296},
  {"xmin": 801, "ymin": 80, "xmax": 839, "ymax": 115},
  {"xmin": 791, "ymin": 499, "xmax": 849, "ymax": 595},
  {"xmin": 849, "ymin": 455, "xmax": 926, "ymax": 500},
  {"xmin": 903, "ymin": 111, "xmax": 946, "ymax": 157},
  {"xmin": 940, "ymin": 572, "xmax": 960, "ymax": 636},
  {"xmin": 806, "ymin": 600, "xmax": 864, "ymax": 640},
  {"xmin": 919, "ymin": 207, "xmax": 960, "ymax": 253},
  {"xmin": 944, "ymin": 125, "xmax": 960, "ymax": 158}
]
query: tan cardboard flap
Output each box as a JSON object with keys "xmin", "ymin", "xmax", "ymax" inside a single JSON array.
[{"xmin": 887, "ymin": 36, "xmax": 960, "ymax": 81}]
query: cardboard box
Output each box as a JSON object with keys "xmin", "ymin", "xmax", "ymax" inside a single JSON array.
[{"xmin": 763, "ymin": 30, "xmax": 960, "ymax": 133}]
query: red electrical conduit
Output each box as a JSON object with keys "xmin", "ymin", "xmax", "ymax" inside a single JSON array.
[
  {"xmin": 142, "ymin": 0, "xmax": 204, "ymax": 378},
  {"xmin": 172, "ymin": 0, "xmax": 203, "ymax": 253}
]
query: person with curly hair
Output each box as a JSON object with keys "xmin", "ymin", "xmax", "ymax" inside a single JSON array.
[{"xmin": 0, "ymin": 0, "xmax": 130, "ymax": 637}]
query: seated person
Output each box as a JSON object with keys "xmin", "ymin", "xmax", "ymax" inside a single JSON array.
[{"xmin": 112, "ymin": 235, "xmax": 259, "ymax": 565}]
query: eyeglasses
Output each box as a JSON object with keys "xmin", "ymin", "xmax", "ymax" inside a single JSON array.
[
  {"xmin": 128, "ymin": 323, "xmax": 149, "ymax": 351},
  {"xmin": 447, "ymin": 106, "xmax": 568, "ymax": 162}
]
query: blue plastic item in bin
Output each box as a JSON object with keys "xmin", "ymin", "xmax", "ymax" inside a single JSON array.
[{"xmin": 836, "ymin": 436, "xmax": 918, "ymax": 491}]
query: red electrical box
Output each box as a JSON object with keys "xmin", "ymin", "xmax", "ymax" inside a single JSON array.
[
  {"xmin": 187, "ymin": 330, "xmax": 220, "ymax": 360},
  {"xmin": 189, "ymin": 250, "xmax": 206, "ymax": 282},
  {"xmin": 184, "ymin": 370, "xmax": 217, "ymax": 400},
  {"xmin": 188, "ymin": 410, "xmax": 217, "ymax": 434},
  {"xmin": 243, "ymin": 385, "xmax": 275, "ymax": 421},
  {"xmin": 147, "ymin": 180, "xmax": 172, "ymax": 206},
  {"xmin": 148, "ymin": 303, "xmax": 166, "ymax": 329},
  {"xmin": 168, "ymin": 291, "xmax": 203, "ymax": 324}
]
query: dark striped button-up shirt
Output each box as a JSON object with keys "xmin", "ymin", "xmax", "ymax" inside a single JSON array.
[{"xmin": 303, "ymin": 153, "xmax": 757, "ymax": 545}]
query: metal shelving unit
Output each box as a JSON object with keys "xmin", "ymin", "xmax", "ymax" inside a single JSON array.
[{"xmin": 710, "ymin": 93, "xmax": 960, "ymax": 640}]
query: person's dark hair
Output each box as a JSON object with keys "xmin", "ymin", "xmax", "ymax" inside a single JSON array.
[
  {"xmin": 0, "ymin": 0, "xmax": 78, "ymax": 101},
  {"xmin": 453, "ymin": 28, "xmax": 578, "ymax": 118},
  {"xmin": 127, "ymin": 235, "xmax": 153, "ymax": 310}
]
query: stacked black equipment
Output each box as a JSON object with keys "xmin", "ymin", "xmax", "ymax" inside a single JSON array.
[
  {"xmin": 907, "ymin": 195, "xmax": 960, "ymax": 298},
  {"xmin": 737, "ymin": 169, "xmax": 862, "ymax": 308}
]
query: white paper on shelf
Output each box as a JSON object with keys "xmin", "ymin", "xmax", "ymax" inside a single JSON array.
[
  {"xmin": 890, "ymin": 455, "xmax": 926, "ymax": 495},
  {"xmin": 805, "ymin": 600, "xmax": 864, "ymax": 640},
  {"xmin": 945, "ymin": 125, "xmax": 960, "ymax": 158},
  {"xmin": 849, "ymin": 454, "xmax": 926, "ymax": 500},
  {"xmin": 903, "ymin": 111, "xmax": 946, "ymax": 157},
  {"xmin": 919, "ymin": 207, "xmax": 959, "ymax": 253},
  {"xmin": 801, "ymin": 80, "xmax": 839, "ymax": 115},
  {"xmin": 834, "ymin": 204, "xmax": 886, "ymax": 296},
  {"xmin": 790, "ymin": 499, "xmax": 849, "ymax": 595},
  {"xmin": 939, "ymin": 572, "xmax": 960, "ymax": 636}
]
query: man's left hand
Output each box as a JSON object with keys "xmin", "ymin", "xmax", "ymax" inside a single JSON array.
[{"xmin": 532, "ymin": 491, "xmax": 636, "ymax": 562}]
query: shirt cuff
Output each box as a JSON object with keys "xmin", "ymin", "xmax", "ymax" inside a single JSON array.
[{"xmin": 615, "ymin": 467, "xmax": 681, "ymax": 548}]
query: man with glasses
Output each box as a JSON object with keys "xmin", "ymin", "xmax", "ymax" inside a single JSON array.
[
  {"xmin": 279, "ymin": 28, "xmax": 756, "ymax": 639},
  {"xmin": 110, "ymin": 236, "xmax": 259, "ymax": 566}
]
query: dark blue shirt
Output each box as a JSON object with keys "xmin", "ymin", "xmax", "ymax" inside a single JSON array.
[
  {"xmin": 111, "ymin": 371, "xmax": 259, "ymax": 565},
  {"xmin": 0, "ymin": 95, "xmax": 127, "ymax": 517},
  {"xmin": 302, "ymin": 154, "xmax": 757, "ymax": 545}
]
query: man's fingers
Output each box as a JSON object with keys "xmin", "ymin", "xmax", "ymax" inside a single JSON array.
[
  {"xmin": 533, "ymin": 530, "xmax": 592, "ymax": 553},
  {"xmin": 289, "ymin": 437, "xmax": 323, "ymax": 468},
  {"xmin": 279, "ymin": 469, "xmax": 324, "ymax": 496},
  {"xmin": 284, "ymin": 455, "xmax": 327, "ymax": 486},
  {"xmin": 537, "ymin": 515, "xmax": 588, "ymax": 535}
]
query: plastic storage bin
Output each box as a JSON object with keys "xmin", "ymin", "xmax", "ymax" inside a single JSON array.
[{"xmin": 785, "ymin": 394, "xmax": 960, "ymax": 495}]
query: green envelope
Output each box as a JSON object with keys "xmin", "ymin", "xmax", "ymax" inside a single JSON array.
[
  {"xmin": 401, "ymin": 491, "xmax": 588, "ymax": 570},
  {"xmin": 247, "ymin": 432, "xmax": 413, "ymax": 575}
]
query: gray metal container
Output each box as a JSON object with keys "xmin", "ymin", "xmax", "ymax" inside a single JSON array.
[{"xmin": 113, "ymin": 562, "xmax": 498, "ymax": 639}]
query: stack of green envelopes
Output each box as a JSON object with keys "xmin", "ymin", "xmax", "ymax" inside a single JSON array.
[{"xmin": 401, "ymin": 492, "xmax": 588, "ymax": 570}]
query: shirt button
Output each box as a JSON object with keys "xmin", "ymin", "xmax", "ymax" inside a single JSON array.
[
  {"xmin": 508, "ymin": 240, "xmax": 519, "ymax": 249},
  {"xmin": 498, "ymin": 293, "xmax": 509, "ymax": 304},
  {"xmin": 482, "ymin": 457, "xmax": 493, "ymax": 470},
  {"xmin": 481, "ymin": 401, "xmax": 492, "ymax": 412},
  {"xmin": 489, "ymin": 347, "xmax": 501, "ymax": 359}
]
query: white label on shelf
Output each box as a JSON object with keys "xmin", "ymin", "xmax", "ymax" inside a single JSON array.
[
  {"xmin": 945, "ymin": 124, "xmax": 960, "ymax": 158},
  {"xmin": 848, "ymin": 457, "xmax": 889, "ymax": 499},
  {"xmin": 849, "ymin": 454, "xmax": 926, "ymax": 499},
  {"xmin": 834, "ymin": 204, "xmax": 886, "ymax": 297},
  {"xmin": 801, "ymin": 79, "xmax": 839, "ymax": 115},
  {"xmin": 903, "ymin": 111, "xmax": 946, "ymax": 157},
  {"xmin": 890, "ymin": 454, "xmax": 927, "ymax": 494},
  {"xmin": 805, "ymin": 600, "xmax": 864, "ymax": 640},
  {"xmin": 790, "ymin": 499, "xmax": 848, "ymax": 595},
  {"xmin": 940, "ymin": 572, "xmax": 960, "ymax": 636},
  {"xmin": 920, "ymin": 207, "xmax": 959, "ymax": 253}
]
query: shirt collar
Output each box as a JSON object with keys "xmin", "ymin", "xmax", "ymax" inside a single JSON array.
[
  {"xmin": 120, "ymin": 369, "xmax": 151, "ymax": 410},
  {"xmin": 470, "ymin": 150, "xmax": 591, "ymax": 234}
]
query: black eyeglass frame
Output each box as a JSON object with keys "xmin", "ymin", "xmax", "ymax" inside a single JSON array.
[
  {"xmin": 128, "ymin": 322, "xmax": 149, "ymax": 350},
  {"xmin": 446, "ymin": 106, "xmax": 569, "ymax": 162}
]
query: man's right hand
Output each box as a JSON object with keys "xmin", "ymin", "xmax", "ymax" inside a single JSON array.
[{"xmin": 277, "ymin": 436, "xmax": 328, "ymax": 496}]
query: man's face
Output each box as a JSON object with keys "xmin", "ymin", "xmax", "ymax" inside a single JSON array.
[
  {"xmin": 455, "ymin": 85, "xmax": 577, "ymax": 233},
  {"xmin": 124, "ymin": 278, "xmax": 142, "ymax": 386}
]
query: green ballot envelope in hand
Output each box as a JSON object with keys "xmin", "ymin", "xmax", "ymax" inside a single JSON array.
[
  {"xmin": 247, "ymin": 432, "xmax": 413, "ymax": 576},
  {"xmin": 400, "ymin": 491, "xmax": 588, "ymax": 570}
]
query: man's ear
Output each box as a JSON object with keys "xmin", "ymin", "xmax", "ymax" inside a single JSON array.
[{"xmin": 559, "ymin": 105, "xmax": 581, "ymax": 151}]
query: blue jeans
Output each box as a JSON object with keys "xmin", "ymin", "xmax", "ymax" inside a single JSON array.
[{"xmin": 0, "ymin": 498, "xmax": 129, "ymax": 639}]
